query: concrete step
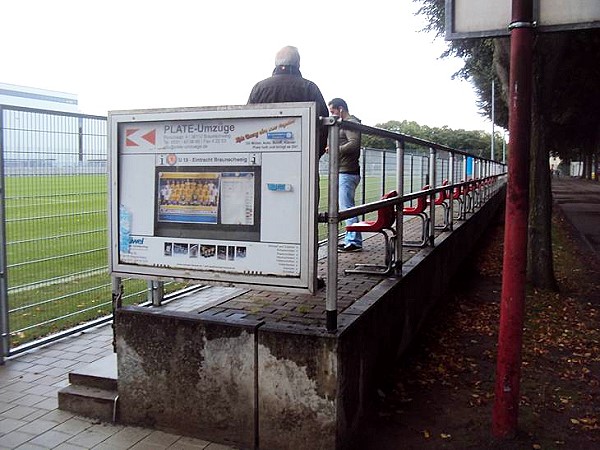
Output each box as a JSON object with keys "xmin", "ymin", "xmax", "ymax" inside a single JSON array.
[
  {"xmin": 68, "ymin": 353, "xmax": 117, "ymax": 391},
  {"xmin": 58, "ymin": 353, "xmax": 119, "ymax": 422},
  {"xmin": 58, "ymin": 384, "xmax": 118, "ymax": 422}
]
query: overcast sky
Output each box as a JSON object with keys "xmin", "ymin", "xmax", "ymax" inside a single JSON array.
[{"xmin": 2, "ymin": 0, "xmax": 495, "ymax": 132}]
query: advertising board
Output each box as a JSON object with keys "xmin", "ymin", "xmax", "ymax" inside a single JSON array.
[{"xmin": 109, "ymin": 103, "xmax": 319, "ymax": 292}]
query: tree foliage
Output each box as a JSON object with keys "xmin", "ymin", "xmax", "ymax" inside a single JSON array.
[
  {"xmin": 363, "ymin": 120, "xmax": 505, "ymax": 159},
  {"xmin": 414, "ymin": 0, "xmax": 600, "ymax": 168},
  {"xmin": 412, "ymin": 0, "xmax": 596, "ymax": 291}
]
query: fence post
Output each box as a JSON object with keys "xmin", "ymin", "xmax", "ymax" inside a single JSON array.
[
  {"xmin": 428, "ymin": 147, "xmax": 436, "ymax": 246},
  {"xmin": 326, "ymin": 118, "xmax": 339, "ymax": 332},
  {"xmin": 148, "ymin": 280, "xmax": 164, "ymax": 306},
  {"xmin": 395, "ymin": 139, "xmax": 404, "ymax": 273},
  {"xmin": 111, "ymin": 276, "xmax": 122, "ymax": 353},
  {"xmin": 362, "ymin": 148, "xmax": 367, "ymax": 221},
  {"xmin": 448, "ymin": 151, "xmax": 455, "ymax": 231},
  {"xmin": 0, "ymin": 107, "xmax": 9, "ymax": 363},
  {"xmin": 78, "ymin": 116, "xmax": 84, "ymax": 163},
  {"xmin": 380, "ymin": 150, "xmax": 386, "ymax": 198}
]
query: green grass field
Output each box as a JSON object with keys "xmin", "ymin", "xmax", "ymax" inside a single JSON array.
[{"xmin": 3, "ymin": 174, "xmax": 187, "ymax": 346}]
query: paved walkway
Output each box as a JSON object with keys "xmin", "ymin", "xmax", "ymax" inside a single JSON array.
[
  {"xmin": 552, "ymin": 176, "xmax": 600, "ymax": 259},
  {"xmin": 0, "ymin": 324, "xmax": 236, "ymax": 450}
]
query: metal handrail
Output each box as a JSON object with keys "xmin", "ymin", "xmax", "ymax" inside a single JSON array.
[{"xmin": 322, "ymin": 117, "xmax": 507, "ymax": 332}]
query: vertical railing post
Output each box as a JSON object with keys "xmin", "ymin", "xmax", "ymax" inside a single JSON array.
[
  {"xmin": 78, "ymin": 116, "xmax": 84, "ymax": 163},
  {"xmin": 485, "ymin": 160, "xmax": 490, "ymax": 200},
  {"xmin": 448, "ymin": 151, "xmax": 455, "ymax": 231},
  {"xmin": 0, "ymin": 107, "xmax": 9, "ymax": 363},
  {"xmin": 381, "ymin": 151, "xmax": 386, "ymax": 199},
  {"xmin": 361, "ymin": 148, "xmax": 367, "ymax": 220},
  {"xmin": 326, "ymin": 119, "xmax": 340, "ymax": 332},
  {"xmin": 395, "ymin": 139, "xmax": 404, "ymax": 274},
  {"xmin": 148, "ymin": 280, "xmax": 164, "ymax": 307},
  {"xmin": 463, "ymin": 155, "xmax": 469, "ymax": 215},
  {"xmin": 409, "ymin": 155, "xmax": 415, "ymax": 193},
  {"xmin": 428, "ymin": 147, "xmax": 436, "ymax": 246},
  {"xmin": 481, "ymin": 160, "xmax": 485, "ymax": 202},
  {"xmin": 111, "ymin": 276, "xmax": 123, "ymax": 353}
]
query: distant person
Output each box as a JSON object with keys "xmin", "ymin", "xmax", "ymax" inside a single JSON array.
[
  {"xmin": 248, "ymin": 45, "xmax": 329, "ymax": 158},
  {"xmin": 327, "ymin": 98, "xmax": 362, "ymax": 252}
]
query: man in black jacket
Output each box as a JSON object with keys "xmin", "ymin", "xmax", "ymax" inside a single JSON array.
[{"xmin": 248, "ymin": 46, "xmax": 329, "ymax": 157}]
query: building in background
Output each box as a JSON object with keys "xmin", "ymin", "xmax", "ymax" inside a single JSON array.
[
  {"xmin": 1, "ymin": 82, "xmax": 106, "ymax": 175},
  {"xmin": 0, "ymin": 82, "xmax": 78, "ymax": 113}
]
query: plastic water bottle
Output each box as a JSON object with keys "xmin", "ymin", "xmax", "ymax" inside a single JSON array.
[{"xmin": 119, "ymin": 205, "xmax": 131, "ymax": 254}]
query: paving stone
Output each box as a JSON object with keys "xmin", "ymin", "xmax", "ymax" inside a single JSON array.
[
  {"xmin": 10, "ymin": 442, "xmax": 48, "ymax": 450},
  {"xmin": 93, "ymin": 426, "xmax": 152, "ymax": 449},
  {"xmin": 29, "ymin": 429, "xmax": 72, "ymax": 447},
  {"xmin": 38, "ymin": 409, "xmax": 74, "ymax": 424},
  {"xmin": 13, "ymin": 395, "xmax": 48, "ymax": 408},
  {"xmin": 204, "ymin": 443, "xmax": 239, "ymax": 450},
  {"xmin": 20, "ymin": 408, "xmax": 48, "ymax": 423},
  {"xmin": 0, "ymin": 391, "xmax": 26, "ymax": 403},
  {"xmin": 63, "ymin": 427, "xmax": 115, "ymax": 448},
  {"xmin": 22, "ymin": 385, "xmax": 58, "ymax": 398},
  {"xmin": 3, "ymin": 382, "xmax": 35, "ymax": 394},
  {"xmin": 51, "ymin": 417, "xmax": 94, "ymax": 436},
  {"xmin": 0, "ymin": 429, "xmax": 35, "ymax": 448},
  {"xmin": 33, "ymin": 397, "xmax": 58, "ymax": 411},
  {"xmin": 168, "ymin": 436, "xmax": 211, "ymax": 449},
  {"xmin": 0, "ymin": 405, "xmax": 38, "ymax": 420},
  {"xmin": 137, "ymin": 430, "xmax": 180, "ymax": 446},
  {"xmin": 53, "ymin": 443, "xmax": 88, "ymax": 450},
  {"xmin": 16, "ymin": 418, "xmax": 57, "ymax": 435},
  {"xmin": 0, "ymin": 417, "xmax": 28, "ymax": 433}
]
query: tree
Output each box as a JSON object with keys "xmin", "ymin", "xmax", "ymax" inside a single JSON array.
[
  {"xmin": 414, "ymin": 0, "xmax": 600, "ymax": 290},
  {"xmin": 363, "ymin": 119, "xmax": 504, "ymax": 158}
]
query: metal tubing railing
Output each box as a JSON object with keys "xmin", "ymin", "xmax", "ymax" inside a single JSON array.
[
  {"xmin": 322, "ymin": 118, "xmax": 507, "ymax": 332},
  {"xmin": 448, "ymin": 151, "xmax": 455, "ymax": 231},
  {"xmin": 326, "ymin": 118, "xmax": 340, "ymax": 332},
  {"xmin": 395, "ymin": 140, "xmax": 404, "ymax": 272},
  {"xmin": 428, "ymin": 147, "xmax": 436, "ymax": 245}
]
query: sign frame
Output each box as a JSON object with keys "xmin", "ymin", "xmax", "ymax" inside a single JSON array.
[
  {"xmin": 108, "ymin": 103, "xmax": 320, "ymax": 293},
  {"xmin": 445, "ymin": 0, "xmax": 600, "ymax": 40}
]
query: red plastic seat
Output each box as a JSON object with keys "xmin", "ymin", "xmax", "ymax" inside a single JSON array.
[
  {"xmin": 344, "ymin": 190, "xmax": 398, "ymax": 275},
  {"xmin": 453, "ymin": 181, "xmax": 468, "ymax": 220},
  {"xmin": 427, "ymin": 180, "xmax": 451, "ymax": 230},
  {"xmin": 403, "ymin": 185, "xmax": 430, "ymax": 247}
]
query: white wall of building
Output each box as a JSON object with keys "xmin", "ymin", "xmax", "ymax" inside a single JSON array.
[{"xmin": 0, "ymin": 82, "xmax": 79, "ymax": 113}]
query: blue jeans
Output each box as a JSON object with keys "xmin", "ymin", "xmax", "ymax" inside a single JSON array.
[{"xmin": 339, "ymin": 173, "xmax": 362, "ymax": 247}]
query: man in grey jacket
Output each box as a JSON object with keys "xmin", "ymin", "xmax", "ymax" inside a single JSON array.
[
  {"xmin": 248, "ymin": 46, "xmax": 329, "ymax": 157},
  {"xmin": 327, "ymin": 98, "xmax": 362, "ymax": 252}
]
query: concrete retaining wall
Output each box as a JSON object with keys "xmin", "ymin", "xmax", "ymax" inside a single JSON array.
[
  {"xmin": 115, "ymin": 186, "xmax": 505, "ymax": 449},
  {"xmin": 116, "ymin": 310, "xmax": 261, "ymax": 448}
]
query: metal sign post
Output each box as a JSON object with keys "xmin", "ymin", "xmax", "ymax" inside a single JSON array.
[
  {"xmin": 445, "ymin": 0, "xmax": 600, "ymax": 438},
  {"xmin": 492, "ymin": 0, "xmax": 534, "ymax": 437}
]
